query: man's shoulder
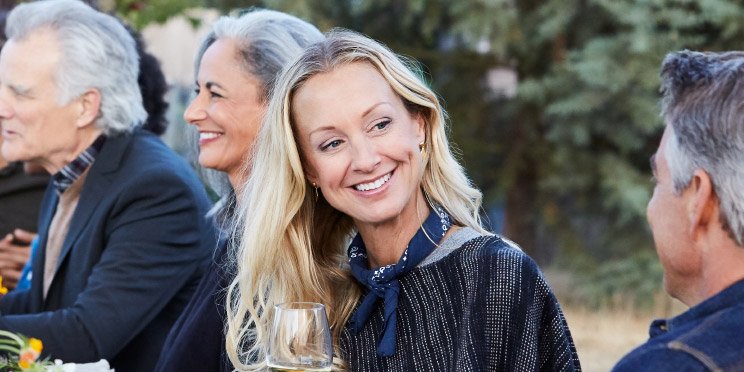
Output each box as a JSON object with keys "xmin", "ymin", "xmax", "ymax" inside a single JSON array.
[
  {"xmin": 88, "ymin": 130, "xmax": 209, "ymax": 208},
  {"xmin": 671, "ymin": 303, "xmax": 744, "ymax": 369},
  {"xmin": 613, "ymin": 342, "xmax": 708, "ymax": 371},
  {"xmin": 615, "ymin": 304, "xmax": 744, "ymax": 371},
  {"xmin": 119, "ymin": 130, "xmax": 184, "ymax": 167},
  {"xmin": 98, "ymin": 130, "xmax": 194, "ymax": 179}
]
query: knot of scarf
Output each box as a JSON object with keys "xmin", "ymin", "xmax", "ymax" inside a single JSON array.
[{"xmin": 347, "ymin": 204, "xmax": 451, "ymax": 357}]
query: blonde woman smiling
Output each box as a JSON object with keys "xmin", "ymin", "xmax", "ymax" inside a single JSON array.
[{"xmin": 227, "ymin": 30, "xmax": 581, "ymax": 371}]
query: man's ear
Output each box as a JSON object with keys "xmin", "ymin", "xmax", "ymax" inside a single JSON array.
[
  {"xmin": 688, "ymin": 169, "xmax": 717, "ymax": 239},
  {"xmin": 75, "ymin": 88, "xmax": 101, "ymax": 129}
]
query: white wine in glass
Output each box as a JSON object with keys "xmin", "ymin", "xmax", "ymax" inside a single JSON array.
[{"xmin": 267, "ymin": 302, "xmax": 333, "ymax": 372}]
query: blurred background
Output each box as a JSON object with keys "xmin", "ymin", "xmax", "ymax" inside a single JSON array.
[{"xmin": 9, "ymin": 0, "xmax": 744, "ymax": 370}]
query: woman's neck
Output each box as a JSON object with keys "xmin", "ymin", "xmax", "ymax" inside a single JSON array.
[
  {"xmin": 228, "ymin": 171, "xmax": 242, "ymax": 192},
  {"xmin": 355, "ymin": 191, "xmax": 429, "ymax": 268}
]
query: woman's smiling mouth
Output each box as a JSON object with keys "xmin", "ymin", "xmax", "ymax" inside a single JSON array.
[
  {"xmin": 354, "ymin": 172, "xmax": 392, "ymax": 192},
  {"xmin": 198, "ymin": 131, "xmax": 223, "ymax": 145}
]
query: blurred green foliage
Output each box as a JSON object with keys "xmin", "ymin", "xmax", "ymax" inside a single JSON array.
[
  {"xmin": 109, "ymin": 0, "xmax": 744, "ymax": 304},
  {"xmin": 112, "ymin": 0, "xmax": 201, "ymax": 29},
  {"xmin": 570, "ymin": 250, "xmax": 665, "ymax": 310}
]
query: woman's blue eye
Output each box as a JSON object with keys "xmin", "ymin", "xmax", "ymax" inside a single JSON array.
[
  {"xmin": 321, "ymin": 140, "xmax": 342, "ymax": 151},
  {"xmin": 374, "ymin": 120, "xmax": 391, "ymax": 130}
]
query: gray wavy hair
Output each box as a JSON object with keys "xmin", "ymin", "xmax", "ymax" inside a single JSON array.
[
  {"xmin": 5, "ymin": 0, "xmax": 146, "ymax": 135},
  {"xmin": 195, "ymin": 8, "xmax": 324, "ymax": 103},
  {"xmin": 193, "ymin": 8, "xmax": 323, "ymax": 203},
  {"xmin": 660, "ymin": 50, "xmax": 744, "ymax": 246}
]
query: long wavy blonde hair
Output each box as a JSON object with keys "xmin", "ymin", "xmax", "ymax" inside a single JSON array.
[{"xmin": 226, "ymin": 29, "xmax": 488, "ymax": 370}]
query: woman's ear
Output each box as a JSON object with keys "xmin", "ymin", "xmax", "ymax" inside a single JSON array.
[
  {"xmin": 414, "ymin": 112, "xmax": 426, "ymax": 145},
  {"xmin": 299, "ymin": 143, "xmax": 319, "ymax": 186},
  {"xmin": 76, "ymin": 88, "xmax": 102, "ymax": 129},
  {"xmin": 305, "ymin": 165, "xmax": 319, "ymax": 187}
]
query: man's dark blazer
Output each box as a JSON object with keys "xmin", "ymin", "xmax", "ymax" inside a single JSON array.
[{"xmin": 0, "ymin": 130, "xmax": 214, "ymax": 371}]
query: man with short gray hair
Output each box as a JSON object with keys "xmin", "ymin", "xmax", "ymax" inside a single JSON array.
[
  {"xmin": 0, "ymin": 1, "xmax": 212, "ymax": 370},
  {"xmin": 613, "ymin": 51, "xmax": 744, "ymax": 370}
]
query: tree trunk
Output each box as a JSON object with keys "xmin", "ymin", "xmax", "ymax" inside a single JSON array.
[{"xmin": 503, "ymin": 161, "xmax": 552, "ymax": 265}]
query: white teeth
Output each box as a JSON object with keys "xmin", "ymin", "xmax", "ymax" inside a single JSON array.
[
  {"xmin": 199, "ymin": 132, "xmax": 221, "ymax": 141},
  {"xmin": 355, "ymin": 173, "xmax": 391, "ymax": 191}
]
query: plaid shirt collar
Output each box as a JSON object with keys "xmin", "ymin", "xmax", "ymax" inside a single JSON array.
[{"xmin": 52, "ymin": 135, "xmax": 106, "ymax": 195}]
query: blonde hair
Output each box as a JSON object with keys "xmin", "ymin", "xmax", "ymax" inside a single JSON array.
[{"xmin": 226, "ymin": 29, "xmax": 487, "ymax": 370}]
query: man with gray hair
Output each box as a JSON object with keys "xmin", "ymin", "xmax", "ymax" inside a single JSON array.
[
  {"xmin": 613, "ymin": 51, "xmax": 744, "ymax": 371},
  {"xmin": 0, "ymin": 1, "xmax": 213, "ymax": 370}
]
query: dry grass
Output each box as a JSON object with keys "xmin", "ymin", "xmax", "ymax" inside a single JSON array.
[
  {"xmin": 545, "ymin": 269, "xmax": 687, "ymax": 371},
  {"xmin": 563, "ymin": 306, "xmax": 652, "ymax": 372},
  {"xmin": 560, "ymin": 301, "xmax": 687, "ymax": 371}
]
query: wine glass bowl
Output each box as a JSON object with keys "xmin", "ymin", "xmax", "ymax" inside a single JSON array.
[{"xmin": 267, "ymin": 302, "xmax": 333, "ymax": 372}]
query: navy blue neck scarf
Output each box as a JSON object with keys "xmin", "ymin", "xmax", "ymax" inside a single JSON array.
[{"xmin": 347, "ymin": 204, "xmax": 452, "ymax": 357}]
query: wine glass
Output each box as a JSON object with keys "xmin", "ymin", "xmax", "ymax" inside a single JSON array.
[{"xmin": 267, "ymin": 302, "xmax": 333, "ymax": 372}]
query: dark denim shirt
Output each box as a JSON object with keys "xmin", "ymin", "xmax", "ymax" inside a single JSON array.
[{"xmin": 613, "ymin": 279, "xmax": 744, "ymax": 371}]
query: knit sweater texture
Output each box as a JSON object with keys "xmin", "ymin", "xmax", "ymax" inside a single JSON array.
[{"xmin": 340, "ymin": 229, "xmax": 581, "ymax": 371}]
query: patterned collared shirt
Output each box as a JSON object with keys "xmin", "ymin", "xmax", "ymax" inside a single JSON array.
[{"xmin": 51, "ymin": 135, "xmax": 106, "ymax": 195}]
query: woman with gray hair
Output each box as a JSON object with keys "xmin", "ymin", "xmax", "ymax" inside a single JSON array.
[{"xmin": 154, "ymin": 9, "xmax": 323, "ymax": 372}]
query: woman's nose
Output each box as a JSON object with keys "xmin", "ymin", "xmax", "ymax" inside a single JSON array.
[
  {"xmin": 350, "ymin": 138, "xmax": 382, "ymax": 173},
  {"xmin": 183, "ymin": 94, "xmax": 207, "ymax": 124}
]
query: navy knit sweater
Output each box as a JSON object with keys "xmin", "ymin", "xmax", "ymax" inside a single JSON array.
[{"xmin": 340, "ymin": 229, "xmax": 581, "ymax": 371}]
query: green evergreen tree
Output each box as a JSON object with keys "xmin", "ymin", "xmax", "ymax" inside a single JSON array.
[{"xmin": 116, "ymin": 0, "xmax": 744, "ymax": 274}]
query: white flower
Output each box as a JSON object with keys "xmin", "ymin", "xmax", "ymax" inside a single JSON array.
[{"xmin": 49, "ymin": 359, "xmax": 114, "ymax": 372}]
